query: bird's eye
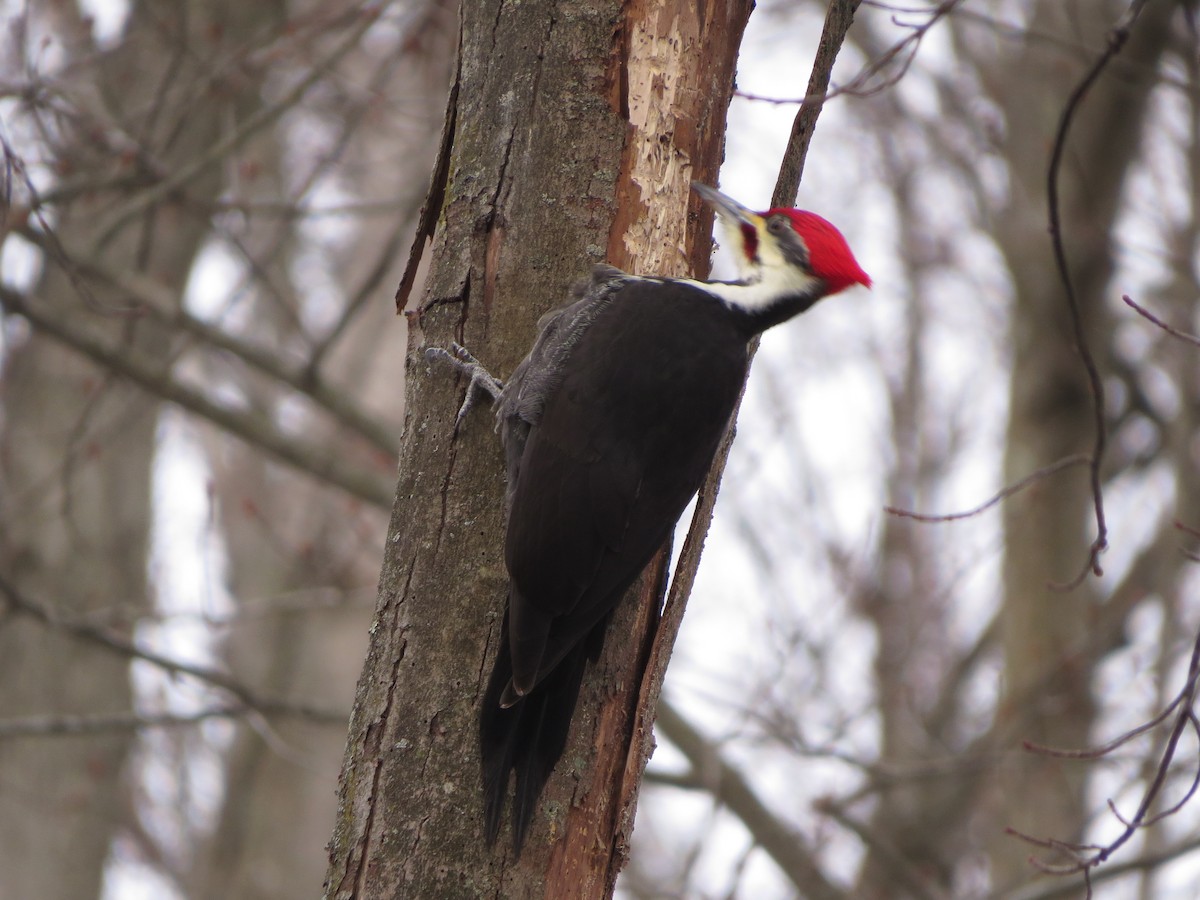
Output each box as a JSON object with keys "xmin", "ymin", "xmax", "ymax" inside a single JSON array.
[{"xmin": 767, "ymin": 216, "xmax": 789, "ymax": 234}]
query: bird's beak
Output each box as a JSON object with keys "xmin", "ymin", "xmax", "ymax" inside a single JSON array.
[
  {"xmin": 691, "ymin": 182, "xmax": 763, "ymax": 230},
  {"xmin": 692, "ymin": 182, "xmax": 766, "ymax": 274}
]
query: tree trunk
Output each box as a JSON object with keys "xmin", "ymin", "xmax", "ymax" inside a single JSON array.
[
  {"xmin": 0, "ymin": 2, "xmax": 280, "ymax": 896},
  {"xmin": 323, "ymin": 1, "xmax": 751, "ymax": 896},
  {"xmin": 186, "ymin": 19, "xmax": 452, "ymax": 894},
  {"xmin": 988, "ymin": 0, "xmax": 1176, "ymax": 887}
]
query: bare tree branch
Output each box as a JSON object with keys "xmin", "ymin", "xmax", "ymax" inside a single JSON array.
[
  {"xmin": 614, "ymin": 5, "xmax": 869, "ymax": 873},
  {"xmin": 773, "ymin": 0, "xmax": 866, "ymax": 206},
  {"xmin": 89, "ymin": 3, "xmax": 386, "ymax": 250},
  {"xmin": 885, "ymin": 455, "xmax": 1092, "ymax": 523},
  {"xmin": 738, "ymin": 0, "xmax": 964, "ymax": 117},
  {"xmin": 0, "ymin": 285, "xmax": 393, "ymax": 508},
  {"xmin": 1122, "ymin": 293, "xmax": 1200, "ymax": 347},
  {"xmin": 815, "ymin": 802, "xmax": 945, "ymax": 900},
  {"xmin": 0, "ymin": 573, "xmax": 347, "ymax": 725},
  {"xmin": 0, "ymin": 703, "xmax": 347, "ymax": 737},
  {"xmin": 11, "ymin": 221, "xmax": 401, "ymax": 455},
  {"xmin": 654, "ymin": 701, "xmax": 846, "ymax": 900},
  {"xmin": 1006, "ymin": 835, "xmax": 1200, "ymax": 900},
  {"xmin": 1009, "ymin": 622, "xmax": 1200, "ymax": 889},
  {"xmin": 624, "ymin": 5, "xmax": 868, "ymax": 881},
  {"xmin": 1043, "ymin": 0, "xmax": 1153, "ymax": 589}
]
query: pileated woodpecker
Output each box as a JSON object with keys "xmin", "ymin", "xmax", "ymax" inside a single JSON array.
[{"xmin": 428, "ymin": 183, "xmax": 870, "ymax": 853}]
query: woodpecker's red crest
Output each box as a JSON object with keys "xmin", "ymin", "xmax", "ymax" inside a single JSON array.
[
  {"xmin": 765, "ymin": 207, "xmax": 872, "ymax": 295},
  {"xmin": 691, "ymin": 183, "xmax": 870, "ymax": 313}
]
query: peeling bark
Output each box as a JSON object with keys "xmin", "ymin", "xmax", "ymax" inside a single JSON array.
[{"xmin": 325, "ymin": 1, "xmax": 751, "ymax": 897}]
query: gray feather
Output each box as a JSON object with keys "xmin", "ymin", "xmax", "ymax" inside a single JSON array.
[{"xmin": 495, "ymin": 265, "xmax": 633, "ymax": 511}]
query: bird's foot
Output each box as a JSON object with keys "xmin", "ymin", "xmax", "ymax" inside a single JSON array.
[{"xmin": 425, "ymin": 342, "xmax": 503, "ymax": 426}]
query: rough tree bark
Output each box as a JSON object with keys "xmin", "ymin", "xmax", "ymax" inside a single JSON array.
[{"xmin": 324, "ymin": 1, "xmax": 752, "ymax": 897}]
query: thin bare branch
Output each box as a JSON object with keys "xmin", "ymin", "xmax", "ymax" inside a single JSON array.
[
  {"xmin": 1043, "ymin": 0, "xmax": 1153, "ymax": 589},
  {"xmin": 0, "ymin": 286, "xmax": 393, "ymax": 508},
  {"xmin": 1011, "ymin": 622, "xmax": 1200, "ymax": 886},
  {"xmin": 1006, "ymin": 836, "xmax": 1200, "ymax": 900},
  {"xmin": 1123, "ymin": 293, "xmax": 1200, "ymax": 347},
  {"xmin": 737, "ymin": 0, "xmax": 964, "ymax": 120},
  {"xmin": 11, "ymin": 220, "xmax": 400, "ymax": 455},
  {"xmin": 739, "ymin": 1, "xmax": 1192, "ymax": 107},
  {"xmin": 773, "ymin": 0, "xmax": 866, "ymax": 206},
  {"xmin": 0, "ymin": 703, "xmax": 346, "ymax": 737},
  {"xmin": 655, "ymin": 701, "xmax": 846, "ymax": 900},
  {"xmin": 0, "ymin": 573, "xmax": 347, "ymax": 725},
  {"xmin": 89, "ymin": 4, "xmax": 385, "ymax": 250},
  {"xmin": 817, "ymin": 802, "xmax": 946, "ymax": 900},
  {"xmin": 885, "ymin": 454, "xmax": 1091, "ymax": 523}
]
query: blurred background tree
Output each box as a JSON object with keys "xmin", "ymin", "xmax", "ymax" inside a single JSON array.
[
  {"xmin": 2, "ymin": 0, "xmax": 1198, "ymax": 898},
  {"xmin": 1, "ymin": 2, "xmax": 450, "ymax": 897}
]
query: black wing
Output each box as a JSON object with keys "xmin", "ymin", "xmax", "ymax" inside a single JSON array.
[{"xmin": 480, "ymin": 279, "xmax": 750, "ymax": 851}]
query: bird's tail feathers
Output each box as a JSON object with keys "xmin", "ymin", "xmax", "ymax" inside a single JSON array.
[
  {"xmin": 479, "ymin": 612, "xmax": 594, "ymax": 854},
  {"xmin": 480, "ymin": 641, "xmax": 518, "ymax": 846},
  {"xmin": 506, "ymin": 594, "xmax": 552, "ymax": 698}
]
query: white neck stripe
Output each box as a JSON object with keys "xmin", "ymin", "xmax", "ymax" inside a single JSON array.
[{"xmin": 676, "ymin": 269, "xmax": 822, "ymax": 313}]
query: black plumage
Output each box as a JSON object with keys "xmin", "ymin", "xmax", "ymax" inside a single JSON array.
[
  {"xmin": 481, "ymin": 270, "xmax": 820, "ymax": 851},
  {"xmin": 428, "ymin": 184, "xmax": 870, "ymax": 853}
]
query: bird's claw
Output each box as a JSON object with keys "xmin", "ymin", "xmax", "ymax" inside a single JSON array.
[{"xmin": 425, "ymin": 342, "xmax": 503, "ymax": 427}]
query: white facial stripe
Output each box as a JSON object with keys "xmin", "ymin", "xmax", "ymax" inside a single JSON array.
[
  {"xmin": 715, "ymin": 217, "xmax": 753, "ymax": 277},
  {"xmin": 678, "ymin": 264, "xmax": 822, "ymax": 312},
  {"xmin": 716, "ymin": 213, "xmax": 760, "ymax": 281}
]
